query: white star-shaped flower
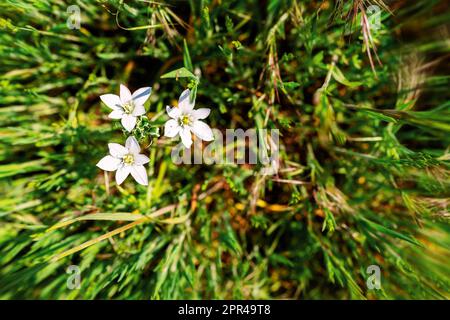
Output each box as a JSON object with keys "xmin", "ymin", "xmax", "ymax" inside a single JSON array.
[
  {"xmin": 164, "ymin": 89, "xmax": 214, "ymax": 148},
  {"xmin": 96, "ymin": 136, "xmax": 149, "ymax": 185},
  {"xmin": 100, "ymin": 84, "xmax": 152, "ymax": 132}
]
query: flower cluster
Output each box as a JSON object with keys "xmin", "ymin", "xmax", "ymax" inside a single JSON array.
[{"xmin": 96, "ymin": 84, "xmax": 213, "ymax": 186}]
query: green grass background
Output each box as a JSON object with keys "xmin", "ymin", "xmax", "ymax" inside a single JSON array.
[{"xmin": 0, "ymin": 0, "xmax": 449, "ymax": 299}]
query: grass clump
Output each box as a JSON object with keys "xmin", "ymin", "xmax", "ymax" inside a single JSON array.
[{"xmin": 0, "ymin": 0, "xmax": 449, "ymax": 299}]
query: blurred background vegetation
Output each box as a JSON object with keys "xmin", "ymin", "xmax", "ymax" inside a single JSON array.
[{"xmin": 0, "ymin": 0, "xmax": 449, "ymax": 299}]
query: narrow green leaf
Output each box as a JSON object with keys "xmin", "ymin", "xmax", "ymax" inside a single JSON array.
[
  {"xmin": 161, "ymin": 67, "xmax": 197, "ymax": 80},
  {"xmin": 332, "ymin": 66, "xmax": 362, "ymax": 87}
]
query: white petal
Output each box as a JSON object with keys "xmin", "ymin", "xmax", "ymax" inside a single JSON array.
[
  {"xmin": 180, "ymin": 126, "xmax": 193, "ymax": 148},
  {"xmin": 192, "ymin": 120, "xmax": 214, "ymax": 141},
  {"xmin": 166, "ymin": 105, "xmax": 181, "ymax": 119},
  {"xmin": 164, "ymin": 119, "xmax": 180, "ymax": 138},
  {"xmin": 121, "ymin": 114, "xmax": 137, "ymax": 132},
  {"xmin": 192, "ymin": 108, "xmax": 210, "ymax": 120},
  {"xmin": 108, "ymin": 143, "xmax": 128, "ymax": 158},
  {"xmin": 132, "ymin": 104, "xmax": 146, "ymax": 117},
  {"xmin": 108, "ymin": 109, "xmax": 124, "ymax": 119},
  {"xmin": 96, "ymin": 155, "xmax": 120, "ymax": 171},
  {"xmin": 130, "ymin": 165, "xmax": 148, "ymax": 185},
  {"xmin": 178, "ymin": 89, "xmax": 194, "ymax": 113},
  {"xmin": 125, "ymin": 136, "xmax": 140, "ymax": 154},
  {"xmin": 120, "ymin": 84, "xmax": 132, "ymax": 104},
  {"xmin": 134, "ymin": 154, "xmax": 150, "ymax": 165},
  {"xmin": 132, "ymin": 87, "xmax": 152, "ymax": 106},
  {"xmin": 100, "ymin": 94, "xmax": 122, "ymax": 110},
  {"xmin": 115, "ymin": 166, "xmax": 131, "ymax": 185}
]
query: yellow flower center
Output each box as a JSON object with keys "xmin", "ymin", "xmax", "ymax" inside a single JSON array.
[
  {"xmin": 123, "ymin": 101, "xmax": 135, "ymax": 114},
  {"xmin": 180, "ymin": 115, "xmax": 191, "ymax": 126},
  {"xmin": 123, "ymin": 153, "xmax": 135, "ymax": 165}
]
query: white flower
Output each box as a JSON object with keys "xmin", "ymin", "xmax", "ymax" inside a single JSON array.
[
  {"xmin": 100, "ymin": 84, "xmax": 152, "ymax": 132},
  {"xmin": 164, "ymin": 89, "xmax": 214, "ymax": 148},
  {"xmin": 96, "ymin": 136, "xmax": 149, "ymax": 186}
]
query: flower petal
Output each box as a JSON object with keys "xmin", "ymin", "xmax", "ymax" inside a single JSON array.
[
  {"xmin": 96, "ymin": 155, "xmax": 121, "ymax": 171},
  {"xmin": 132, "ymin": 104, "xmax": 146, "ymax": 117},
  {"xmin": 100, "ymin": 94, "xmax": 122, "ymax": 110},
  {"xmin": 134, "ymin": 154, "xmax": 150, "ymax": 165},
  {"xmin": 180, "ymin": 126, "xmax": 193, "ymax": 148},
  {"xmin": 178, "ymin": 89, "xmax": 194, "ymax": 112},
  {"xmin": 130, "ymin": 165, "xmax": 148, "ymax": 185},
  {"xmin": 166, "ymin": 105, "xmax": 181, "ymax": 119},
  {"xmin": 108, "ymin": 143, "xmax": 128, "ymax": 158},
  {"xmin": 192, "ymin": 120, "xmax": 214, "ymax": 141},
  {"xmin": 125, "ymin": 136, "xmax": 140, "ymax": 154},
  {"xmin": 120, "ymin": 84, "xmax": 132, "ymax": 104},
  {"xmin": 164, "ymin": 119, "xmax": 180, "ymax": 138},
  {"xmin": 108, "ymin": 109, "xmax": 124, "ymax": 119},
  {"xmin": 115, "ymin": 166, "xmax": 131, "ymax": 185},
  {"xmin": 121, "ymin": 114, "xmax": 137, "ymax": 132},
  {"xmin": 192, "ymin": 108, "xmax": 211, "ymax": 120},
  {"xmin": 132, "ymin": 87, "xmax": 152, "ymax": 106}
]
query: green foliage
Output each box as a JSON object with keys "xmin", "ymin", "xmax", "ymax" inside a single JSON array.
[{"xmin": 0, "ymin": 0, "xmax": 449, "ymax": 299}]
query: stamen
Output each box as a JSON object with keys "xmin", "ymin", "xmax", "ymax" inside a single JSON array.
[
  {"xmin": 180, "ymin": 115, "xmax": 191, "ymax": 126},
  {"xmin": 123, "ymin": 154, "xmax": 135, "ymax": 165},
  {"xmin": 123, "ymin": 101, "xmax": 135, "ymax": 114}
]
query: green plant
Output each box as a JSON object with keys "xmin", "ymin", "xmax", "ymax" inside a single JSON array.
[{"xmin": 0, "ymin": 0, "xmax": 448, "ymax": 299}]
